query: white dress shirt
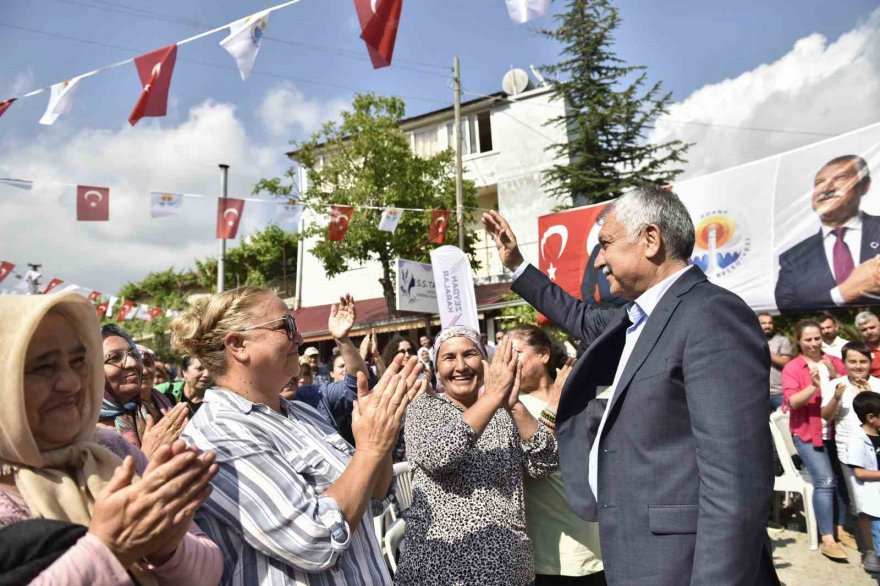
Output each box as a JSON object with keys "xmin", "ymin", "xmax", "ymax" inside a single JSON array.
[
  {"xmin": 510, "ymin": 261, "xmax": 692, "ymax": 499},
  {"xmin": 824, "ymin": 215, "xmax": 862, "ymax": 305}
]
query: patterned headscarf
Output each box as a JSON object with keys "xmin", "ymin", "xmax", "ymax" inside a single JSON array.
[{"xmin": 432, "ymin": 326, "xmax": 488, "ymax": 361}]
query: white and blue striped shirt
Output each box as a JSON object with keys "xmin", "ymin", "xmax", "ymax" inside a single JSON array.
[{"xmin": 182, "ymin": 388, "xmax": 392, "ymax": 586}]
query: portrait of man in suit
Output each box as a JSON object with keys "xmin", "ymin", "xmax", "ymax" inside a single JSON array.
[
  {"xmin": 483, "ymin": 187, "xmax": 777, "ymax": 585},
  {"xmin": 775, "ymin": 154, "xmax": 878, "ymax": 312}
]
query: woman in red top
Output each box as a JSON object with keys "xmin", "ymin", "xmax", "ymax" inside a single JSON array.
[{"xmin": 782, "ymin": 319, "xmax": 855, "ymax": 560}]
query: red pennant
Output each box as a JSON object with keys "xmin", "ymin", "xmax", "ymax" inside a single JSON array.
[
  {"xmin": 354, "ymin": 0, "xmax": 403, "ymax": 68},
  {"xmin": 115, "ymin": 300, "xmax": 135, "ymax": 322},
  {"xmin": 148, "ymin": 307, "xmax": 163, "ymax": 319},
  {"xmin": 129, "ymin": 44, "xmax": 178, "ymax": 126},
  {"xmin": 217, "ymin": 198, "xmax": 245, "ymax": 239},
  {"xmin": 0, "ymin": 261, "xmax": 14, "ymax": 284},
  {"xmin": 328, "ymin": 205, "xmax": 354, "ymax": 241},
  {"xmin": 95, "ymin": 301, "xmax": 109, "ymax": 320},
  {"xmin": 87, "ymin": 290, "xmax": 102, "ymax": 302},
  {"xmin": 76, "ymin": 185, "xmax": 110, "ymax": 221},
  {"xmin": 0, "ymin": 99, "xmax": 15, "ymax": 119},
  {"xmin": 428, "ymin": 209, "xmax": 450, "ymax": 244},
  {"xmin": 42, "ymin": 278, "xmax": 63, "ymax": 294}
]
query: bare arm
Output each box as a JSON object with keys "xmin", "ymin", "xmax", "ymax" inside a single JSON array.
[
  {"xmin": 820, "ymin": 384, "xmax": 846, "ymax": 420},
  {"xmin": 770, "ymin": 353, "xmax": 792, "ymax": 369},
  {"xmin": 328, "ymin": 295, "xmax": 368, "ymax": 379},
  {"xmin": 853, "ymin": 467, "xmax": 880, "ymax": 482}
]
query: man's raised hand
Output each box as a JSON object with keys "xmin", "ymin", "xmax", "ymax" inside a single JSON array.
[
  {"xmin": 482, "ymin": 210, "xmax": 525, "ymax": 272},
  {"xmin": 328, "ymin": 294, "xmax": 356, "ymax": 339}
]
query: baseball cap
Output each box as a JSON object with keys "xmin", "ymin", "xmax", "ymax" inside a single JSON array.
[{"xmin": 303, "ymin": 347, "xmax": 320, "ymax": 357}]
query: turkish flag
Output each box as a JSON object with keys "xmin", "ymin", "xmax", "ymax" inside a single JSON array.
[
  {"xmin": 537, "ymin": 203, "xmax": 624, "ymax": 324},
  {"xmin": 42, "ymin": 278, "xmax": 63, "ymax": 294},
  {"xmin": 0, "ymin": 99, "xmax": 15, "ymax": 119},
  {"xmin": 87, "ymin": 290, "xmax": 102, "ymax": 302},
  {"xmin": 217, "ymin": 198, "xmax": 245, "ymax": 239},
  {"xmin": 328, "ymin": 205, "xmax": 354, "ymax": 241},
  {"xmin": 129, "ymin": 44, "xmax": 178, "ymax": 126},
  {"xmin": 428, "ymin": 209, "xmax": 450, "ymax": 244},
  {"xmin": 115, "ymin": 300, "xmax": 135, "ymax": 322},
  {"xmin": 148, "ymin": 307, "xmax": 163, "ymax": 320},
  {"xmin": 95, "ymin": 301, "xmax": 109, "ymax": 320},
  {"xmin": 0, "ymin": 261, "xmax": 14, "ymax": 284},
  {"xmin": 76, "ymin": 185, "xmax": 110, "ymax": 221},
  {"xmin": 354, "ymin": 0, "xmax": 403, "ymax": 68}
]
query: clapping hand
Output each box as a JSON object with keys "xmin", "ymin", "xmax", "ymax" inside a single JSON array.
[
  {"xmin": 548, "ymin": 358, "xmax": 575, "ymax": 407},
  {"xmin": 140, "ymin": 403, "xmax": 190, "ymax": 460},
  {"xmin": 328, "ymin": 294, "xmax": 356, "ymax": 340},
  {"xmin": 483, "ymin": 336, "xmax": 521, "ymax": 410}
]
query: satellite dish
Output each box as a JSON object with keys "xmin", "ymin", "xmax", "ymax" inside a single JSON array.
[{"xmin": 502, "ymin": 68, "xmax": 532, "ymax": 96}]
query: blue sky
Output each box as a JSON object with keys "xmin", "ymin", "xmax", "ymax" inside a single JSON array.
[{"xmin": 0, "ymin": 0, "xmax": 878, "ymax": 293}]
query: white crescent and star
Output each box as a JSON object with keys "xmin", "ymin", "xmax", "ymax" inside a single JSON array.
[
  {"xmin": 540, "ymin": 225, "xmax": 569, "ymax": 282},
  {"xmin": 370, "ymin": 0, "xmax": 378, "ymax": 13},
  {"xmin": 224, "ymin": 207, "xmax": 240, "ymax": 225},
  {"xmin": 84, "ymin": 190, "xmax": 104, "ymax": 208}
]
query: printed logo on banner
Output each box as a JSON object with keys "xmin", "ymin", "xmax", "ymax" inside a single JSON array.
[{"xmin": 690, "ymin": 211, "xmax": 751, "ymax": 279}]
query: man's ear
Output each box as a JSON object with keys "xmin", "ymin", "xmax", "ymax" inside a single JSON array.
[
  {"xmin": 224, "ymin": 331, "xmax": 247, "ymax": 364},
  {"xmin": 643, "ymin": 224, "xmax": 662, "ymax": 259}
]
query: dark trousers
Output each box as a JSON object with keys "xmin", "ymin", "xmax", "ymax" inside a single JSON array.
[{"xmin": 535, "ymin": 572, "xmax": 607, "ymax": 586}]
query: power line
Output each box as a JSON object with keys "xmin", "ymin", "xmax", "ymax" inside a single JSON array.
[{"xmin": 0, "ymin": 21, "xmax": 450, "ymax": 107}]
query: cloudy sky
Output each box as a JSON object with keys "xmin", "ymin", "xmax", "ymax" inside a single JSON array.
[{"xmin": 0, "ymin": 0, "xmax": 878, "ymax": 293}]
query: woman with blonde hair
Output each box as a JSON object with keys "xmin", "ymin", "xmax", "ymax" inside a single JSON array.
[
  {"xmin": 0, "ymin": 292, "xmax": 222, "ymax": 584},
  {"xmin": 171, "ymin": 286, "xmax": 425, "ymax": 585}
]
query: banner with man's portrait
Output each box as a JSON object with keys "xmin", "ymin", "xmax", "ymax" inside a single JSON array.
[{"xmin": 537, "ymin": 120, "xmax": 880, "ymax": 313}]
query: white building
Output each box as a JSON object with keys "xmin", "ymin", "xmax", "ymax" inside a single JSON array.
[{"xmin": 289, "ymin": 71, "xmax": 572, "ymax": 341}]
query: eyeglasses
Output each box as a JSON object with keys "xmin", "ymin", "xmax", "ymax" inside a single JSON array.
[
  {"xmin": 397, "ymin": 347, "xmax": 414, "ymax": 355},
  {"xmin": 242, "ymin": 314, "xmax": 298, "ymax": 341},
  {"xmin": 104, "ymin": 349, "xmax": 140, "ymax": 367}
]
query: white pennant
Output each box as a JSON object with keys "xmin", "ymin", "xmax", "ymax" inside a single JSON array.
[
  {"xmin": 505, "ymin": 0, "xmax": 551, "ymax": 24},
  {"xmin": 106, "ymin": 296, "xmax": 119, "ymax": 317},
  {"xmin": 277, "ymin": 201, "xmax": 304, "ymax": 232},
  {"xmin": 151, "ymin": 192, "xmax": 184, "ymax": 218},
  {"xmin": 39, "ymin": 77, "xmax": 82, "ymax": 126},
  {"xmin": 378, "ymin": 207, "xmax": 403, "ymax": 233},
  {"xmin": 220, "ymin": 9, "xmax": 270, "ymax": 81}
]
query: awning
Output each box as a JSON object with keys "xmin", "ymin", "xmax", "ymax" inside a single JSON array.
[{"xmin": 294, "ymin": 281, "xmax": 515, "ymax": 342}]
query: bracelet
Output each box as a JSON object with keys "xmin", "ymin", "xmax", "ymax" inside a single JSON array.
[
  {"xmin": 540, "ymin": 408, "xmax": 557, "ymax": 424},
  {"xmin": 540, "ymin": 416, "xmax": 556, "ymax": 430}
]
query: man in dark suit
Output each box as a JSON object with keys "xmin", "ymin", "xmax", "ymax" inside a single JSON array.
[
  {"xmin": 775, "ymin": 154, "xmax": 879, "ymax": 312},
  {"xmin": 483, "ymin": 187, "xmax": 777, "ymax": 585}
]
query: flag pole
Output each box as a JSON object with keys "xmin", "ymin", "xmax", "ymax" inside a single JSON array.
[
  {"xmin": 218, "ymin": 164, "xmax": 229, "ymax": 293},
  {"xmin": 453, "ymin": 56, "xmax": 464, "ymax": 250}
]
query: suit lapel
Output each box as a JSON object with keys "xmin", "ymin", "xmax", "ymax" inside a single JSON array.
[
  {"xmin": 861, "ymin": 213, "xmax": 880, "ymax": 262},
  {"xmin": 604, "ymin": 268, "xmax": 705, "ymax": 418}
]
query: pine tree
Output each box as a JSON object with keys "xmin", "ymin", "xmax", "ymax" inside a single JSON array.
[{"xmin": 541, "ymin": 0, "xmax": 690, "ymax": 204}]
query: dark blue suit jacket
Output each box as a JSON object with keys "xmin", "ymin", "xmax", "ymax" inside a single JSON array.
[
  {"xmin": 513, "ymin": 265, "xmax": 777, "ymax": 585},
  {"xmin": 775, "ymin": 212, "xmax": 880, "ymax": 313}
]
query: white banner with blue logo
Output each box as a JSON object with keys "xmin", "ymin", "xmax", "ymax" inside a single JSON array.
[{"xmin": 396, "ymin": 257, "xmax": 439, "ymax": 314}]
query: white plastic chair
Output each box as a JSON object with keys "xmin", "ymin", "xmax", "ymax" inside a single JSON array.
[
  {"xmin": 383, "ymin": 518, "xmax": 406, "ymax": 574},
  {"xmin": 769, "ymin": 411, "xmax": 818, "ymax": 550},
  {"xmin": 393, "ymin": 461, "xmax": 414, "ymax": 513},
  {"xmin": 372, "ymin": 501, "xmax": 396, "ymax": 555}
]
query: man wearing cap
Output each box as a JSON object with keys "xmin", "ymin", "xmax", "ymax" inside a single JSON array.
[{"xmin": 303, "ymin": 346, "xmax": 331, "ymax": 385}]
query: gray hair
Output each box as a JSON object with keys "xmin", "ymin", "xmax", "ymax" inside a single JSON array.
[
  {"xmin": 855, "ymin": 311, "xmax": 879, "ymax": 328},
  {"xmin": 101, "ymin": 323, "xmax": 143, "ymax": 361},
  {"xmin": 822, "ymin": 154, "xmax": 870, "ymax": 186},
  {"xmin": 600, "ymin": 186, "xmax": 695, "ymax": 262}
]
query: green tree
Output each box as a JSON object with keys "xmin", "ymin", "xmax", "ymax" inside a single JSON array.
[
  {"xmin": 541, "ymin": 0, "xmax": 690, "ymax": 204},
  {"xmin": 256, "ymin": 93, "xmax": 479, "ymax": 318}
]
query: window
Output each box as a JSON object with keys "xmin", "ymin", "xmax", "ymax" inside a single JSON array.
[
  {"xmin": 446, "ymin": 111, "xmax": 493, "ymax": 156},
  {"xmin": 411, "ymin": 127, "xmax": 440, "ymax": 157}
]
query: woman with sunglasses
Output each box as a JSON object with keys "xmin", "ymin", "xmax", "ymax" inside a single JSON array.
[
  {"xmin": 376, "ymin": 335, "xmax": 416, "ymax": 377},
  {"xmin": 172, "ymin": 286, "xmax": 426, "ymax": 585}
]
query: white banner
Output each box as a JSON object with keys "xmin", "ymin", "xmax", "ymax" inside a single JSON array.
[
  {"xmin": 396, "ymin": 257, "xmax": 438, "ymax": 314},
  {"xmin": 430, "ymin": 245, "xmax": 479, "ymax": 330}
]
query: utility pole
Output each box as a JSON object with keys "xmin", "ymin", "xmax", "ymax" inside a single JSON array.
[
  {"xmin": 27, "ymin": 263, "xmax": 41, "ymax": 295},
  {"xmin": 453, "ymin": 56, "xmax": 464, "ymax": 250},
  {"xmin": 218, "ymin": 164, "xmax": 229, "ymax": 293}
]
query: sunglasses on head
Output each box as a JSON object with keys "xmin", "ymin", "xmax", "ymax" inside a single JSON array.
[{"xmin": 243, "ymin": 314, "xmax": 298, "ymax": 340}]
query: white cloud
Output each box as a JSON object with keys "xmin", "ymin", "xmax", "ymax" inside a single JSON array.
[
  {"xmin": 257, "ymin": 82, "xmax": 349, "ymax": 140},
  {"xmin": 0, "ymin": 100, "xmax": 289, "ymax": 293},
  {"xmin": 650, "ymin": 8, "xmax": 880, "ymax": 180}
]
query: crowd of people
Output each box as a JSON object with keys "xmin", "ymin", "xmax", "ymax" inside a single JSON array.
[
  {"xmin": 10, "ymin": 186, "xmax": 862, "ymax": 585},
  {"xmin": 763, "ymin": 309, "xmax": 880, "ymax": 578}
]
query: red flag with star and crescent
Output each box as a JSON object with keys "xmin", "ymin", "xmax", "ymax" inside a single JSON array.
[
  {"xmin": 354, "ymin": 0, "xmax": 403, "ymax": 68},
  {"xmin": 328, "ymin": 205, "xmax": 354, "ymax": 241},
  {"xmin": 129, "ymin": 44, "xmax": 178, "ymax": 126},
  {"xmin": 88, "ymin": 290, "xmax": 102, "ymax": 303},
  {"xmin": 95, "ymin": 301, "xmax": 109, "ymax": 320},
  {"xmin": 537, "ymin": 203, "xmax": 613, "ymax": 324},
  {"xmin": 0, "ymin": 99, "xmax": 15, "ymax": 119},
  {"xmin": 115, "ymin": 300, "xmax": 135, "ymax": 322},
  {"xmin": 148, "ymin": 307, "xmax": 163, "ymax": 320},
  {"xmin": 0, "ymin": 261, "xmax": 14, "ymax": 284},
  {"xmin": 217, "ymin": 198, "xmax": 245, "ymax": 239},
  {"xmin": 76, "ymin": 185, "xmax": 110, "ymax": 221},
  {"xmin": 428, "ymin": 209, "xmax": 450, "ymax": 244},
  {"xmin": 42, "ymin": 278, "xmax": 63, "ymax": 294}
]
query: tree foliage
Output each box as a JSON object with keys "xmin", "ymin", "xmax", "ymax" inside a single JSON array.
[
  {"xmin": 541, "ymin": 0, "xmax": 690, "ymax": 204},
  {"xmin": 256, "ymin": 93, "xmax": 479, "ymax": 317}
]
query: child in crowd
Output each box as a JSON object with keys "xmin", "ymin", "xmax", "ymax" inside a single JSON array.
[{"xmin": 846, "ymin": 392, "xmax": 880, "ymax": 577}]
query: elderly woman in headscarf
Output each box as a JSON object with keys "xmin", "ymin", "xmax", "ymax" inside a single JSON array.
[
  {"xmin": 394, "ymin": 327, "xmax": 559, "ymax": 586},
  {"xmin": 0, "ymin": 292, "xmax": 222, "ymax": 584},
  {"xmin": 99, "ymin": 324, "xmax": 189, "ymax": 458},
  {"xmin": 137, "ymin": 344, "xmax": 175, "ymax": 423}
]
